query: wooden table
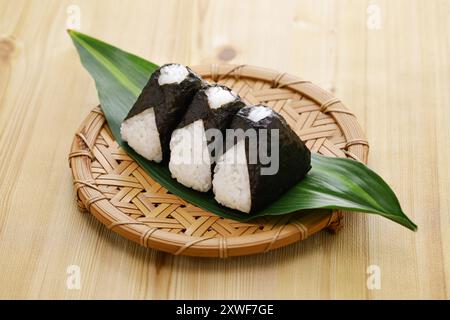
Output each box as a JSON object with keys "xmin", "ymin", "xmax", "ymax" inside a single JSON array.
[{"xmin": 0, "ymin": 0, "xmax": 449, "ymax": 299}]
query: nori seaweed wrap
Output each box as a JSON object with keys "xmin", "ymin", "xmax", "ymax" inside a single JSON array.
[
  {"xmin": 121, "ymin": 63, "xmax": 202, "ymax": 162},
  {"xmin": 212, "ymin": 105, "xmax": 311, "ymax": 213},
  {"xmin": 169, "ymin": 84, "xmax": 245, "ymax": 192}
]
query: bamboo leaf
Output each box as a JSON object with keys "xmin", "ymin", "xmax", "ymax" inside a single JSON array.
[{"xmin": 69, "ymin": 30, "xmax": 417, "ymax": 231}]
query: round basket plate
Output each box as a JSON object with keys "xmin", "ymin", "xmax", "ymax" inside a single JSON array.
[{"xmin": 69, "ymin": 64, "xmax": 369, "ymax": 258}]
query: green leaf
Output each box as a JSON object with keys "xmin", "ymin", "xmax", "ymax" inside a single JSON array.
[{"xmin": 68, "ymin": 29, "xmax": 417, "ymax": 231}]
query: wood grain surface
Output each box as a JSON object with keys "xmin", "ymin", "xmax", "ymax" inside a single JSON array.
[{"xmin": 0, "ymin": 0, "xmax": 449, "ymax": 299}]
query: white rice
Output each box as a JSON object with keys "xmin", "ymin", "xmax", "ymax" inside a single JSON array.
[
  {"xmin": 247, "ymin": 105, "xmax": 273, "ymax": 122},
  {"xmin": 158, "ymin": 64, "xmax": 189, "ymax": 85},
  {"xmin": 169, "ymin": 120, "xmax": 212, "ymax": 192},
  {"xmin": 212, "ymin": 140, "xmax": 251, "ymax": 213},
  {"xmin": 206, "ymin": 86, "xmax": 236, "ymax": 109},
  {"xmin": 120, "ymin": 108, "xmax": 163, "ymax": 162}
]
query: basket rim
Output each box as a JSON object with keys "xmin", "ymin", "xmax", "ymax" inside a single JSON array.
[{"xmin": 69, "ymin": 63, "xmax": 369, "ymax": 257}]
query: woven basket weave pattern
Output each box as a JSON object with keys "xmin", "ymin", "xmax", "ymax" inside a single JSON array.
[{"xmin": 69, "ymin": 64, "xmax": 369, "ymax": 257}]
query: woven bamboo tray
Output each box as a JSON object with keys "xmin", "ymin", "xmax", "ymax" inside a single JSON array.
[{"xmin": 69, "ymin": 64, "xmax": 369, "ymax": 258}]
